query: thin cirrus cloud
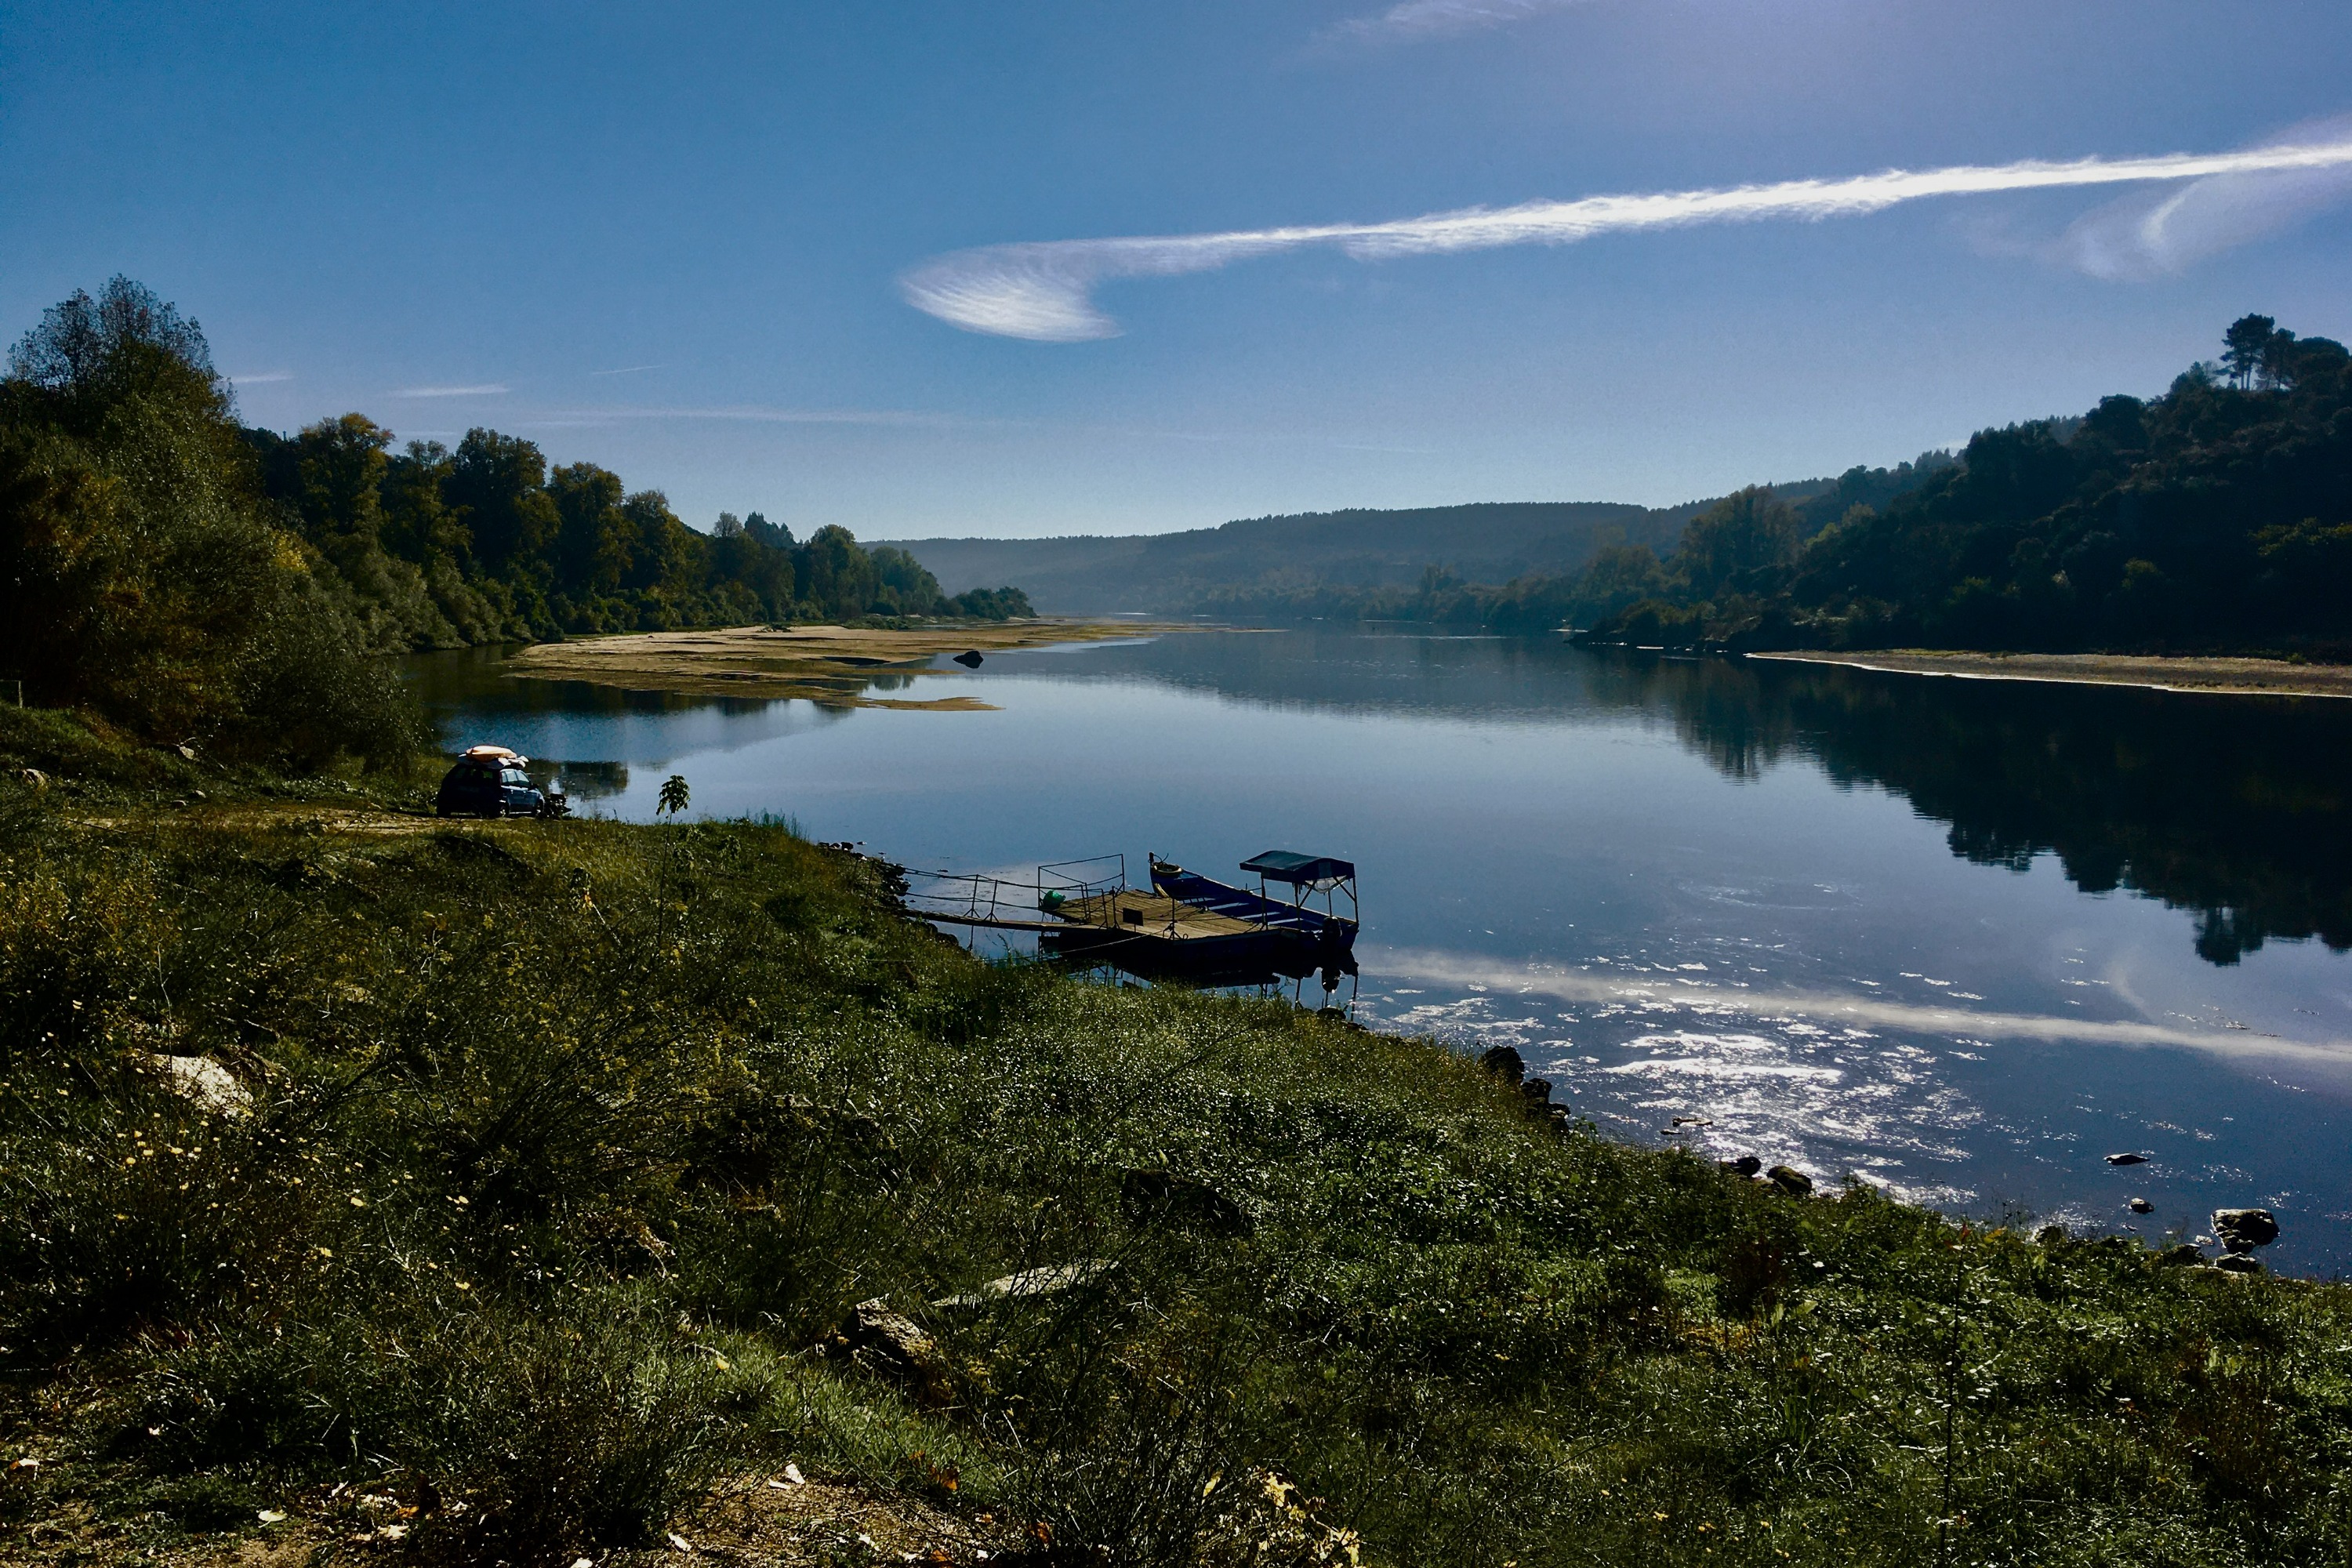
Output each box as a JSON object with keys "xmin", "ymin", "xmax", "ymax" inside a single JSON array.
[
  {"xmin": 228, "ymin": 370, "xmax": 293, "ymax": 386},
  {"xmin": 1330, "ymin": 0, "xmax": 1592, "ymax": 43},
  {"xmin": 390, "ymin": 383, "xmax": 510, "ymax": 398},
  {"xmin": 539, "ymin": 404, "xmax": 993, "ymax": 430},
  {"xmin": 2050, "ymin": 114, "xmax": 2352, "ymax": 281},
  {"xmin": 899, "ymin": 130, "xmax": 2352, "ymax": 343}
]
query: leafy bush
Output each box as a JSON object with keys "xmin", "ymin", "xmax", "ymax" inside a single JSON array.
[{"xmin": 0, "ymin": 279, "xmax": 430, "ymax": 768}]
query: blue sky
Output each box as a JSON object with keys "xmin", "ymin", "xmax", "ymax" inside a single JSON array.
[{"xmin": 4, "ymin": 1, "xmax": 2349, "ymax": 538}]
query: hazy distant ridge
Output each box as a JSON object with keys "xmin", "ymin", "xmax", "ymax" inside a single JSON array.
[{"xmin": 875, "ymin": 492, "xmax": 1829, "ymax": 613}]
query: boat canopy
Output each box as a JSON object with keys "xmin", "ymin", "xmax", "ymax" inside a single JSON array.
[{"xmin": 1240, "ymin": 851, "xmax": 1356, "ymax": 887}]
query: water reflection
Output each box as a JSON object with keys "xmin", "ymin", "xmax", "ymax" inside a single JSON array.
[
  {"xmin": 404, "ymin": 633, "xmax": 2352, "ymax": 967},
  {"xmin": 396, "ymin": 630, "xmax": 2352, "ymax": 1269},
  {"xmin": 981, "ymin": 633, "xmax": 2352, "ymax": 969}
]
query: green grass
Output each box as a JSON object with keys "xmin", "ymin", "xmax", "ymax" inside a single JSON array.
[{"xmin": 1, "ymin": 707, "xmax": 2349, "ymax": 1566}]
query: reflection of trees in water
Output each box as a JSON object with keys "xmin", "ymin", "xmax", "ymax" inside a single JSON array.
[
  {"xmin": 1074, "ymin": 633, "xmax": 2352, "ymax": 967},
  {"xmin": 1625, "ymin": 657, "xmax": 2352, "ymax": 966},
  {"xmin": 541, "ymin": 760, "xmax": 630, "ymax": 800}
]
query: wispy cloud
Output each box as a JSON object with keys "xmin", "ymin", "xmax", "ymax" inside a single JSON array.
[
  {"xmin": 900, "ymin": 131, "xmax": 2352, "ymax": 342},
  {"xmin": 1331, "ymin": 0, "xmax": 1591, "ymax": 43},
  {"xmin": 390, "ymin": 383, "xmax": 510, "ymax": 398},
  {"xmin": 588, "ymin": 364, "xmax": 664, "ymax": 377},
  {"xmin": 228, "ymin": 370, "xmax": 293, "ymax": 386},
  {"xmin": 2050, "ymin": 114, "xmax": 2352, "ymax": 281},
  {"xmin": 537, "ymin": 404, "xmax": 995, "ymax": 430},
  {"xmin": 1372, "ymin": 949, "xmax": 2352, "ymax": 1068}
]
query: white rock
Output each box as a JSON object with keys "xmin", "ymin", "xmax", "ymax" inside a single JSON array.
[{"xmin": 147, "ymin": 1054, "xmax": 252, "ymax": 1118}]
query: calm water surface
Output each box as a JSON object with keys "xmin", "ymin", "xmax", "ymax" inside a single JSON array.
[{"xmin": 401, "ymin": 630, "xmax": 2352, "ymax": 1274}]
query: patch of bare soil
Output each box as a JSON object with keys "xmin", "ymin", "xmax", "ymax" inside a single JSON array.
[
  {"xmin": 651, "ymin": 1472, "xmax": 1011, "ymax": 1566},
  {"xmin": 0, "ymin": 1475, "xmax": 1008, "ymax": 1568},
  {"xmin": 72, "ymin": 804, "xmax": 451, "ymax": 836},
  {"xmin": 1751, "ymin": 648, "xmax": 2352, "ymax": 699},
  {"xmin": 505, "ymin": 621, "xmax": 1192, "ymax": 707}
]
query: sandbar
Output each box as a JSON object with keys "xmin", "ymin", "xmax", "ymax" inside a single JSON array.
[
  {"xmin": 504, "ymin": 620, "xmax": 1188, "ymax": 707},
  {"xmin": 1750, "ymin": 648, "xmax": 2352, "ymax": 699}
]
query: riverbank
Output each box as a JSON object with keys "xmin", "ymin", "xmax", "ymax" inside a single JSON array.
[
  {"xmin": 1751, "ymin": 648, "xmax": 2352, "ymax": 699},
  {"xmin": 505, "ymin": 619, "xmax": 1191, "ymax": 707},
  {"xmin": 4, "ymin": 708, "xmax": 2350, "ymax": 1567}
]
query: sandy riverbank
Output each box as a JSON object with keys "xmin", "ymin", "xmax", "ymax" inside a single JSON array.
[
  {"xmin": 504, "ymin": 619, "xmax": 1189, "ymax": 708},
  {"xmin": 1750, "ymin": 648, "xmax": 2352, "ymax": 699}
]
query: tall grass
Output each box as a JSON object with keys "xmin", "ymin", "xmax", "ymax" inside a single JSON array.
[{"xmin": 2, "ymin": 717, "xmax": 2350, "ymax": 1565}]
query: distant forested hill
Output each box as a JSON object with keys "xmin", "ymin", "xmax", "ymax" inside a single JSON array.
[
  {"xmin": 895, "ymin": 314, "xmax": 2350, "ymax": 658},
  {"xmin": 874, "ymin": 499, "xmax": 1704, "ymax": 615},
  {"xmin": 1567, "ymin": 315, "xmax": 2352, "ymax": 656},
  {"xmin": 877, "ymin": 477, "xmax": 1957, "ymax": 619}
]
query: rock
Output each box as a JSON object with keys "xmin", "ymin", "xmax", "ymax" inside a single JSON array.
[
  {"xmin": 2212, "ymin": 1253, "xmax": 2264, "ymax": 1275},
  {"xmin": 1766, "ymin": 1164, "xmax": 1814, "ymax": 1197},
  {"xmin": 2210, "ymin": 1208, "xmax": 2279, "ymax": 1252},
  {"xmin": 818, "ymin": 1299, "xmax": 953, "ymax": 1406},
  {"xmin": 1478, "ymin": 1044, "xmax": 1526, "ymax": 1086},
  {"xmin": 953, "ymin": 650, "xmax": 984, "ymax": 668},
  {"xmin": 1120, "ymin": 1169, "xmax": 1250, "ymax": 1235},
  {"xmin": 2127, "ymin": 1197, "xmax": 2153, "ymax": 1214},
  {"xmin": 1723, "ymin": 1155, "xmax": 1764, "ymax": 1178},
  {"xmin": 143, "ymin": 1053, "xmax": 252, "ymax": 1118},
  {"xmin": 933, "ymin": 1260, "xmax": 1118, "ymax": 1311},
  {"xmin": 1519, "ymin": 1076, "xmax": 1552, "ymax": 1105},
  {"xmin": 2104, "ymin": 1152, "xmax": 2148, "ymax": 1166},
  {"xmin": 2035, "ymin": 1225, "xmax": 2070, "ymax": 1247},
  {"xmin": 2155, "ymin": 1243, "xmax": 2204, "ymax": 1266}
]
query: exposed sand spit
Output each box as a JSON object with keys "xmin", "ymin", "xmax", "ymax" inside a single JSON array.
[
  {"xmin": 1751, "ymin": 648, "xmax": 2352, "ymax": 699},
  {"xmin": 505, "ymin": 620, "xmax": 1187, "ymax": 706}
]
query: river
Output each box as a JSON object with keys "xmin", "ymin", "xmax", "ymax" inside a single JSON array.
[{"xmin": 400, "ymin": 628, "xmax": 2352, "ymax": 1274}]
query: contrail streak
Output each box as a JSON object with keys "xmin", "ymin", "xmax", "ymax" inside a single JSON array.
[
  {"xmin": 1368, "ymin": 948, "xmax": 2352, "ymax": 1068},
  {"xmin": 900, "ymin": 133, "xmax": 2352, "ymax": 341}
]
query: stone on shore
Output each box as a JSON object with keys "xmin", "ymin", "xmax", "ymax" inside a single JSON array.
[
  {"xmin": 2210, "ymin": 1208, "xmax": 2279, "ymax": 1252},
  {"xmin": 1479, "ymin": 1045, "xmax": 1526, "ymax": 1085}
]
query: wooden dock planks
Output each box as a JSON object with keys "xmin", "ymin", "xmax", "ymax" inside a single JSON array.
[{"xmin": 1057, "ymin": 890, "xmax": 1259, "ymax": 941}]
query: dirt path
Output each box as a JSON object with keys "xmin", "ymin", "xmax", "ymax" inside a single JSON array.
[{"xmin": 1749, "ymin": 648, "xmax": 2352, "ymax": 699}]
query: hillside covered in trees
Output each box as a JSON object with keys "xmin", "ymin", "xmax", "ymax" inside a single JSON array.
[
  {"xmin": 892, "ymin": 315, "xmax": 2348, "ymax": 661},
  {"xmin": 1558, "ymin": 316, "xmax": 2352, "ymax": 655},
  {"xmin": 0, "ymin": 278, "xmax": 1030, "ymax": 735},
  {"xmin": 879, "ymin": 499, "xmax": 1699, "ymax": 615}
]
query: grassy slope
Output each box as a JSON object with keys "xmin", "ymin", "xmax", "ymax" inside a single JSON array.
[{"xmin": 1, "ymin": 710, "xmax": 2348, "ymax": 1567}]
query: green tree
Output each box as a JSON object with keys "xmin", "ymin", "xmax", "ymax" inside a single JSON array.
[
  {"xmin": 548, "ymin": 461, "xmax": 630, "ymax": 596},
  {"xmin": 0, "ymin": 279, "xmax": 427, "ymax": 766},
  {"xmin": 867, "ymin": 545, "xmax": 946, "ymax": 616},
  {"xmin": 793, "ymin": 524, "xmax": 877, "ymax": 619},
  {"xmin": 2221, "ymin": 314, "xmax": 2279, "ymax": 390},
  {"xmin": 448, "ymin": 429, "xmax": 561, "ymax": 578},
  {"xmin": 1672, "ymin": 487, "xmax": 1801, "ymax": 601}
]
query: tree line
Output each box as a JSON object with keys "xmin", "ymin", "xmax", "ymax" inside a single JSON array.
[
  {"xmin": 1212, "ymin": 315, "xmax": 2351, "ymax": 659},
  {"xmin": 241, "ymin": 417, "xmax": 1028, "ymax": 652},
  {"xmin": 0, "ymin": 278, "xmax": 1029, "ymax": 767},
  {"xmin": 1564, "ymin": 316, "xmax": 2351, "ymax": 654}
]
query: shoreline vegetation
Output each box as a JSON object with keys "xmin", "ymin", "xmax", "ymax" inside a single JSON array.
[
  {"xmin": 901, "ymin": 314, "xmax": 2352, "ymax": 675},
  {"xmin": 4, "ymin": 711, "xmax": 2351, "ymax": 1568},
  {"xmin": 506, "ymin": 619, "xmax": 1197, "ymax": 707},
  {"xmin": 6, "ymin": 280, "xmax": 2352, "ymax": 1566},
  {"xmin": 1749, "ymin": 648, "xmax": 2352, "ymax": 700}
]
